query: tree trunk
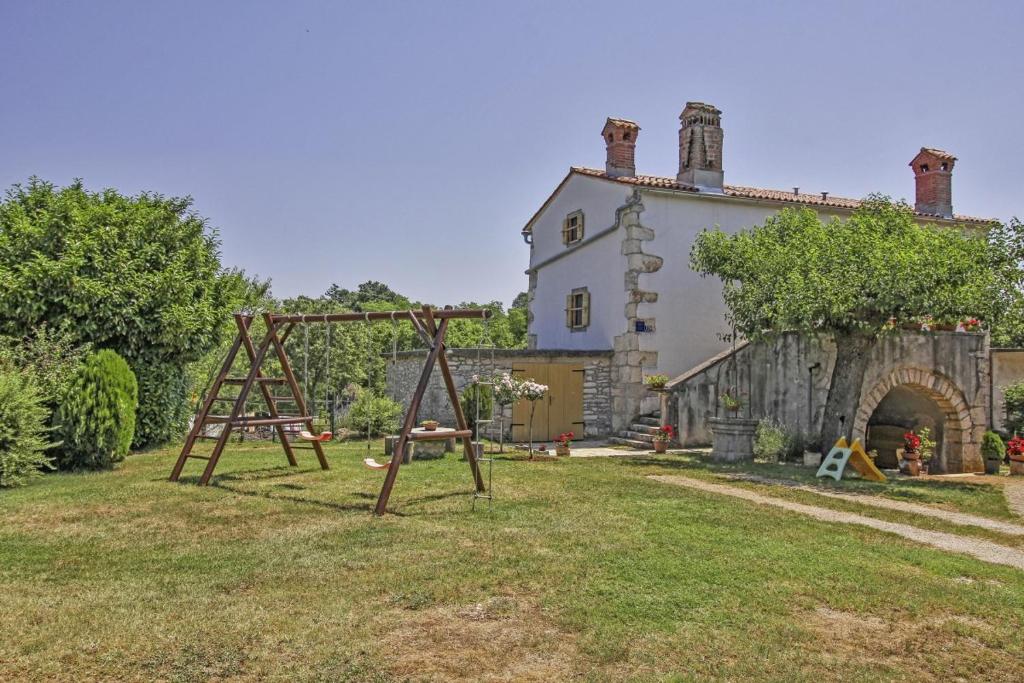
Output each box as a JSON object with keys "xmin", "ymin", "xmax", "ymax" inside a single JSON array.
[{"xmin": 819, "ymin": 333, "xmax": 876, "ymax": 450}]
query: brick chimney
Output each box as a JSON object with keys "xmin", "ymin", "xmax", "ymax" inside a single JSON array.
[
  {"xmin": 909, "ymin": 148, "xmax": 956, "ymax": 218},
  {"xmin": 677, "ymin": 102, "xmax": 724, "ymax": 191},
  {"xmin": 602, "ymin": 118, "xmax": 639, "ymax": 177}
]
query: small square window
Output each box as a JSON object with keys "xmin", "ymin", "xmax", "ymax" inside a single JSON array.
[{"xmin": 562, "ymin": 210, "xmax": 584, "ymax": 246}]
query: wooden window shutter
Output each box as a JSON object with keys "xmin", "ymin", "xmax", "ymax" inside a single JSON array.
[
  {"xmin": 565, "ymin": 293, "xmax": 573, "ymax": 328},
  {"xmin": 581, "ymin": 290, "xmax": 590, "ymax": 328},
  {"xmin": 561, "ymin": 217, "xmax": 570, "ymax": 245},
  {"xmin": 577, "ymin": 213, "xmax": 585, "ymax": 241}
]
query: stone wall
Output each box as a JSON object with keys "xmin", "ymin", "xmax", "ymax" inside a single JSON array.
[
  {"xmin": 665, "ymin": 331, "xmax": 989, "ymax": 473},
  {"xmin": 385, "ymin": 349, "xmax": 613, "ymax": 439}
]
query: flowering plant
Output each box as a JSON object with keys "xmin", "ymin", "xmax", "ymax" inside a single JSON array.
[
  {"xmin": 1007, "ymin": 436, "xmax": 1024, "ymax": 458},
  {"xmin": 556, "ymin": 432, "xmax": 574, "ymax": 447},
  {"xmin": 644, "ymin": 374, "xmax": 669, "ymax": 389},
  {"xmin": 961, "ymin": 317, "xmax": 982, "ymax": 332},
  {"xmin": 903, "ymin": 430, "xmax": 921, "ymax": 453},
  {"xmin": 519, "ymin": 379, "xmax": 549, "ymax": 402},
  {"xmin": 653, "ymin": 425, "xmax": 675, "ymax": 444},
  {"xmin": 492, "ymin": 372, "xmax": 522, "ymax": 406},
  {"xmin": 720, "ymin": 391, "xmax": 742, "ymax": 411}
]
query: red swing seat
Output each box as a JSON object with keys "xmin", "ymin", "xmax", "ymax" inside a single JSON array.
[{"xmin": 299, "ymin": 430, "xmax": 333, "ymax": 442}]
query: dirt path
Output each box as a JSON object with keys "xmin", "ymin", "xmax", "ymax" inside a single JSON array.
[
  {"xmin": 650, "ymin": 475, "xmax": 1024, "ymax": 571},
  {"xmin": 723, "ymin": 473, "xmax": 1024, "ymax": 537},
  {"xmin": 1005, "ymin": 481, "xmax": 1024, "ymax": 518}
]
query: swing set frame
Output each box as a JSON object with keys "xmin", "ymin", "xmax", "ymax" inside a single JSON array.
[{"xmin": 169, "ymin": 305, "xmax": 489, "ymax": 515}]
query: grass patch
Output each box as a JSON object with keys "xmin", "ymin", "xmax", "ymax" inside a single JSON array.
[{"xmin": 1, "ymin": 441, "xmax": 1023, "ymax": 681}]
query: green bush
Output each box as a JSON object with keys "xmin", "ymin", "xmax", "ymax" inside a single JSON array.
[
  {"xmin": 1003, "ymin": 382, "xmax": 1024, "ymax": 437},
  {"xmin": 133, "ymin": 361, "xmax": 189, "ymax": 448},
  {"xmin": 460, "ymin": 381, "xmax": 494, "ymax": 433},
  {"xmin": 981, "ymin": 431, "xmax": 1005, "ymax": 476},
  {"xmin": 754, "ymin": 419, "xmax": 787, "ymax": 463},
  {"xmin": 56, "ymin": 350, "xmax": 138, "ymax": 470},
  {"xmin": 0, "ymin": 325, "xmax": 90, "ymax": 410},
  {"xmin": 0, "ymin": 368, "xmax": 54, "ymax": 487},
  {"xmin": 348, "ymin": 391, "xmax": 403, "ymax": 437}
]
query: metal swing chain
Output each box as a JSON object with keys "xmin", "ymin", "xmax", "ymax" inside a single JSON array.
[
  {"xmin": 324, "ymin": 313, "xmax": 331, "ymax": 430},
  {"xmin": 302, "ymin": 315, "xmax": 310, "ymax": 415},
  {"xmin": 365, "ymin": 312, "xmax": 373, "ymax": 453}
]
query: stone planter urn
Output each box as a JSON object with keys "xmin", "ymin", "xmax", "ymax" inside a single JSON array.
[
  {"xmin": 1010, "ymin": 454, "xmax": 1024, "ymax": 476},
  {"xmin": 708, "ymin": 417, "xmax": 758, "ymax": 463},
  {"xmin": 902, "ymin": 450, "xmax": 922, "ymax": 476}
]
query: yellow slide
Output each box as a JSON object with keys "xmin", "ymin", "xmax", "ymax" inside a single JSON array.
[{"xmin": 846, "ymin": 438, "xmax": 887, "ymax": 482}]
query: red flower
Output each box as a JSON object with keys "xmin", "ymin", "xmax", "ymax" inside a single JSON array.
[
  {"xmin": 903, "ymin": 431, "xmax": 921, "ymax": 452},
  {"xmin": 1008, "ymin": 436, "xmax": 1024, "ymax": 457}
]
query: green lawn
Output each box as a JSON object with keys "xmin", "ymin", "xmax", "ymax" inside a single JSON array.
[{"xmin": 2, "ymin": 442, "xmax": 1023, "ymax": 681}]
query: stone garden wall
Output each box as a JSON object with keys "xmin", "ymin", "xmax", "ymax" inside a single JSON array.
[
  {"xmin": 385, "ymin": 349, "xmax": 613, "ymax": 439},
  {"xmin": 665, "ymin": 331, "xmax": 989, "ymax": 473}
]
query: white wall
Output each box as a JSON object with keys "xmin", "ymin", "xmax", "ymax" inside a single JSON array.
[
  {"xmin": 528, "ymin": 175, "xmax": 631, "ymax": 350},
  {"xmin": 639, "ymin": 190, "xmax": 844, "ymax": 378}
]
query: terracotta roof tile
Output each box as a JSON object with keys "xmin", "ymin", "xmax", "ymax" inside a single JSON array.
[{"xmin": 566, "ymin": 166, "xmax": 993, "ymax": 225}]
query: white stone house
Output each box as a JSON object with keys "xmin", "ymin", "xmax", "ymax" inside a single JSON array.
[{"xmin": 521, "ymin": 102, "xmax": 992, "ymax": 442}]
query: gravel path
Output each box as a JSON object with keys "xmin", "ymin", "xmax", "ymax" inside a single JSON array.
[
  {"xmin": 1005, "ymin": 481, "xmax": 1024, "ymax": 518},
  {"xmin": 722, "ymin": 473, "xmax": 1024, "ymax": 536},
  {"xmin": 650, "ymin": 475, "xmax": 1024, "ymax": 571}
]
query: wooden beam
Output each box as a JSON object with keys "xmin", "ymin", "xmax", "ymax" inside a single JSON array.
[
  {"xmin": 374, "ymin": 316, "xmax": 451, "ymax": 516},
  {"xmin": 264, "ymin": 312, "xmax": 330, "ymax": 471},
  {"xmin": 420, "ymin": 306, "xmax": 485, "ymax": 492},
  {"xmin": 269, "ymin": 308, "xmax": 489, "ymax": 324}
]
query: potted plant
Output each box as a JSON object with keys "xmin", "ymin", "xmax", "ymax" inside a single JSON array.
[
  {"xmin": 720, "ymin": 391, "xmax": 742, "ymax": 415},
  {"xmin": 981, "ymin": 431, "xmax": 1005, "ymax": 475},
  {"xmin": 420, "ymin": 420, "xmax": 440, "ymax": 431},
  {"xmin": 961, "ymin": 317, "xmax": 982, "ymax": 332},
  {"xmin": 520, "ymin": 379, "xmax": 549, "ymax": 456},
  {"xmin": 644, "ymin": 374, "xmax": 669, "ymax": 391},
  {"xmin": 902, "ymin": 430, "xmax": 923, "ymax": 476},
  {"xmin": 1008, "ymin": 435, "xmax": 1024, "ymax": 476},
  {"xmin": 652, "ymin": 425, "xmax": 675, "ymax": 454},
  {"xmin": 555, "ymin": 432, "xmax": 573, "ymax": 457}
]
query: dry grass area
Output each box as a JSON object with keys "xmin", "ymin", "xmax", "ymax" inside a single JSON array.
[{"xmin": 1, "ymin": 442, "xmax": 1023, "ymax": 681}]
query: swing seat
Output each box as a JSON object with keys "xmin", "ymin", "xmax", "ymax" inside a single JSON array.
[
  {"xmin": 363, "ymin": 457, "xmax": 390, "ymax": 470},
  {"xmin": 299, "ymin": 430, "xmax": 333, "ymax": 442}
]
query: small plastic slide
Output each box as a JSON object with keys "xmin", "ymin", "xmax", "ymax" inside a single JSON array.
[{"xmin": 816, "ymin": 437, "xmax": 887, "ymax": 482}]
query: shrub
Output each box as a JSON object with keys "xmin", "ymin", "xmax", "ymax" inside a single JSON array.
[
  {"xmin": 56, "ymin": 350, "xmax": 138, "ymax": 470},
  {"xmin": 982, "ymin": 431, "xmax": 1005, "ymax": 461},
  {"xmin": 348, "ymin": 390, "xmax": 402, "ymax": 437},
  {"xmin": 754, "ymin": 419, "xmax": 786, "ymax": 463},
  {"xmin": 460, "ymin": 380, "xmax": 494, "ymax": 433},
  {"xmin": 0, "ymin": 325, "xmax": 90, "ymax": 410},
  {"xmin": 0, "ymin": 368, "xmax": 54, "ymax": 487},
  {"xmin": 1003, "ymin": 381, "xmax": 1024, "ymax": 436}
]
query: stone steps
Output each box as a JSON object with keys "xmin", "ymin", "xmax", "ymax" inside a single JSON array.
[
  {"xmin": 636, "ymin": 415, "xmax": 661, "ymax": 427},
  {"xmin": 629, "ymin": 424, "xmax": 661, "ymax": 436},
  {"xmin": 607, "ymin": 436, "xmax": 652, "ymax": 450},
  {"xmin": 621, "ymin": 430, "xmax": 656, "ymax": 443}
]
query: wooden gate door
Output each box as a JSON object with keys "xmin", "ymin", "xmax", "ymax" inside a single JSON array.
[{"xmin": 511, "ymin": 364, "xmax": 584, "ymax": 442}]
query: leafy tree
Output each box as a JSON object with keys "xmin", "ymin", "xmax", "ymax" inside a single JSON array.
[
  {"xmin": 325, "ymin": 280, "xmax": 411, "ymax": 311},
  {"xmin": 0, "ymin": 178, "xmax": 255, "ymax": 447},
  {"xmin": 986, "ymin": 218, "xmax": 1024, "ymax": 347},
  {"xmin": 691, "ymin": 197, "xmax": 1004, "ymax": 448},
  {"xmin": 0, "ymin": 325, "xmax": 90, "ymax": 412},
  {"xmin": 56, "ymin": 349, "xmax": 138, "ymax": 470},
  {"xmin": 511, "ymin": 291, "xmax": 529, "ymax": 310}
]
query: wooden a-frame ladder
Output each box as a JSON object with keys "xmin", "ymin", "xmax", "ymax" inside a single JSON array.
[{"xmin": 169, "ymin": 312, "xmax": 329, "ymax": 485}]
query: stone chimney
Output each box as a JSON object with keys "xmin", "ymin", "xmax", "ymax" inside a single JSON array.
[
  {"xmin": 909, "ymin": 148, "xmax": 956, "ymax": 218},
  {"xmin": 602, "ymin": 118, "xmax": 639, "ymax": 177},
  {"xmin": 677, "ymin": 102, "xmax": 724, "ymax": 191}
]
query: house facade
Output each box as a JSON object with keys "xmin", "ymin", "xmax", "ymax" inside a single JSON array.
[{"xmin": 522, "ymin": 102, "xmax": 993, "ymax": 445}]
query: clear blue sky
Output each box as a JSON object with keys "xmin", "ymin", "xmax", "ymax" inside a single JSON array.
[{"xmin": 3, "ymin": 1, "xmax": 1021, "ymax": 307}]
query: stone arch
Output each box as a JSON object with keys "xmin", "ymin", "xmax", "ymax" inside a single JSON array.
[{"xmin": 852, "ymin": 367, "xmax": 980, "ymax": 473}]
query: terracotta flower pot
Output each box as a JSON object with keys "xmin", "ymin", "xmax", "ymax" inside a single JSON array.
[
  {"xmin": 421, "ymin": 421, "xmax": 439, "ymax": 431},
  {"xmin": 905, "ymin": 459, "xmax": 922, "ymax": 476},
  {"xmin": 653, "ymin": 441, "xmax": 668, "ymax": 454},
  {"xmin": 1010, "ymin": 453, "xmax": 1024, "ymax": 476},
  {"xmin": 556, "ymin": 445, "xmax": 571, "ymax": 457}
]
